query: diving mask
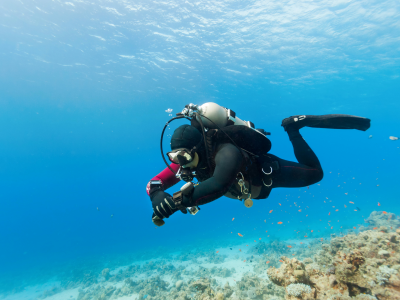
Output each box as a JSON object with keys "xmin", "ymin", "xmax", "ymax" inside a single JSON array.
[{"xmin": 167, "ymin": 148, "xmax": 195, "ymax": 165}]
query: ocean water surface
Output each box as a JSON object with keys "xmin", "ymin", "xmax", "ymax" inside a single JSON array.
[{"xmin": 0, "ymin": 0, "xmax": 399, "ymax": 299}]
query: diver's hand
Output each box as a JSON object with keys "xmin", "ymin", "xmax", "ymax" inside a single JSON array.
[
  {"xmin": 151, "ymin": 196, "xmax": 177, "ymax": 227},
  {"xmin": 152, "ymin": 196, "xmax": 178, "ymax": 219},
  {"xmin": 151, "ymin": 192, "xmax": 188, "ymax": 226}
]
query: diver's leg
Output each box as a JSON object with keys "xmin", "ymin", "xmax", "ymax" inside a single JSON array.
[
  {"xmin": 260, "ymin": 114, "xmax": 370, "ymax": 193},
  {"xmin": 270, "ymin": 129, "xmax": 323, "ymax": 188},
  {"xmin": 270, "ymin": 154, "xmax": 323, "ymax": 188},
  {"xmin": 286, "ymin": 129, "xmax": 321, "ymax": 169}
]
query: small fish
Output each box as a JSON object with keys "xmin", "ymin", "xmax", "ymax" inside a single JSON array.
[
  {"xmin": 328, "ymin": 212, "xmax": 331, "ymax": 216},
  {"xmin": 238, "ymin": 233, "xmax": 243, "ymax": 237},
  {"xmin": 277, "ymin": 222, "xmax": 283, "ymax": 224},
  {"xmin": 216, "ymin": 251, "xmax": 219, "ymax": 253},
  {"xmin": 243, "ymin": 260, "xmax": 246, "ymax": 262},
  {"xmin": 356, "ymin": 207, "xmax": 361, "ymax": 211},
  {"xmin": 96, "ymin": 207, "xmax": 99, "ymax": 211},
  {"xmin": 389, "ymin": 136, "xmax": 399, "ymax": 141},
  {"xmin": 266, "ymin": 261, "xmax": 270, "ymax": 264},
  {"xmin": 264, "ymin": 220, "xmax": 266, "ymax": 223},
  {"xmin": 383, "ymin": 211, "xmax": 387, "ymax": 214},
  {"xmin": 298, "ymin": 209, "xmax": 302, "ymax": 212},
  {"xmin": 378, "ymin": 202, "xmax": 381, "ymax": 206},
  {"xmin": 111, "ymin": 214, "xmax": 114, "ymax": 218},
  {"xmin": 300, "ymin": 242, "xmax": 303, "ymax": 244},
  {"xmin": 279, "ymin": 203, "xmax": 281, "ymax": 206},
  {"xmin": 349, "ymin": 201, "xmax": 354, "ymax": 204},
  {"xmin": 353, "ymin": 227, "xmax": 357, "ymax": 229},
  {"xmin": 232, "ymin": 218, "xmax": 235, "ymax": 221},
  {"xmin": 311, "ymin": 230, "xmax": 313, "ymax": 232},
  {"xmin": 344, "ymin": 205, "xmax": 347, "ymax": 208},
  {"xmin": 165, "ymin": 108, "xmax": 173, "ymax": 113},
  {"xmin": 368, "ymin": 135, "xmax": 373, "ymax": 139},
  {"xmin": 335, "ymin": 209, "xmax": 339, "ymax": 212},
  {"xmin": 287, "ymin": 245, "xmax": 292, "ymax": 248},
  {"xmin": 373, "ymin": 227, "xmax": 378, "ymax": 230},
  {"xmin": 269, "ymin": 210, "xmax": 273, "ymax": 213},
  {"xmin": 239, "ymin": 249, "xmax": 242, "ymax": 252},
  {"xmin": 279, "ymin": 260, "xmax": 283, "ymax": 263},
  {"xmin": 259, "ymin": 238, "xmax": 262, "ymax": 240}
]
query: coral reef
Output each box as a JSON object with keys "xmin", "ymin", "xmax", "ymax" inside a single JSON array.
[
  {"xmin": 286, "ymin": 283, "xmax": 312, "ymax": 298},
  {"xmin": 359, "ymin": 211, "xmax": 400, "ymax": 232},
  {"xmin": 101, "ymin": 268, "xmax": 111, "ymax": 280},
  {"xmin": 250, "ymin": 239, "xmax": 322, "ymax": 263},
  {"xmin": 234, "ymin": 274, "xmax": 285, "ymax": 299},
  {"xmin": 376, "ymin": 265, "xmax": 398, "ymax": 286},
  {"xmin": 267, "ymin": 223, "xmax": 400, "ymax": 300}
]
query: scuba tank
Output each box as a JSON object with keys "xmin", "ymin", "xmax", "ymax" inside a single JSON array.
[
  {"xmin": 195, "ymin": 102, "xmax": 255, "ymax": 129},
  {"xmin": 193, "ymin": 102, "xmax": 272, "ymax": 155}
]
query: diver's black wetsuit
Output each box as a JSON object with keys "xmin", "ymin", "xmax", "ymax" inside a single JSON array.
[
  {"xmin": 150, "ymin": 113, "xmax": 370, "ymax": 224},
  {"xmin": 255, "ymin": 129, "xmax": 323, "ymax": 199},
  {"xmin": 174, "ymin": 128, "xmax": 323, "ymax": 207}
]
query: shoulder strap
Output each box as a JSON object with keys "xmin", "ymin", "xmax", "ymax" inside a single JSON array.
[{"xmin": 205, "ymin": 129, "xmax": 218, "ymax": 173}]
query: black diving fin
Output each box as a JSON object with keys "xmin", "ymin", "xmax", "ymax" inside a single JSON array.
[{"xmin": 282, "ymin": 114, "xmax": 371, "ymax": 132}]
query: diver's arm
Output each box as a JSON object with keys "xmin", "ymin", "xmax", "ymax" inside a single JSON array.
[
  {"xmin": 183, "ymin": 143, "xmax": 244, "ymax": 206},
  {"xmin": 146, "ymin": 163, "xmax": 181, "ymax": 196}
]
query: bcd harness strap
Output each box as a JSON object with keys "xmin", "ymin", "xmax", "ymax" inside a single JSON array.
[{"xmin": 204, "ymin": 129, "xmax": 280, "ymax": 200}]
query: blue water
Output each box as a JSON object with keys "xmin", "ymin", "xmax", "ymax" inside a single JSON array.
[{"xmin": 0, "ymin": 0, "xmax": 399, "ymax": 295}]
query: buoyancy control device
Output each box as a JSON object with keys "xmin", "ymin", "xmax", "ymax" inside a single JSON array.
[{"xmin": 159, "ymin": 102, "xmax": 272, "ymax": 209}]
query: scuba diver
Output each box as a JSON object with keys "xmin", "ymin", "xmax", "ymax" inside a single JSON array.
[{"xmin": 147, "ymin": 103, "xmax": 370, "ymax": 226}]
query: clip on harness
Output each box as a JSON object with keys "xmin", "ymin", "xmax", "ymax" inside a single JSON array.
[
  {"xmin": 237, "ymin": 172, "xmax": 253, "ymax": 207},
  {"xmin": 262, "ymin": 166, "xmax": 273, "ymax": 187},
  {"xmin": 261, "ymin": 159, "xmax": 279, "ymax": 187}
]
